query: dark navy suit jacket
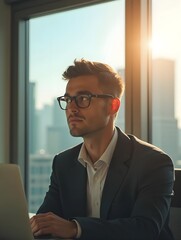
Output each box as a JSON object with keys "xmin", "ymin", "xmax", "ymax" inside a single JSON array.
[{"xmin": 37, "ymin": 127, "xmax": 174, "ymax": 240}]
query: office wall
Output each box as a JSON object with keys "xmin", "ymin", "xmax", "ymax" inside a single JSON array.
[{"xmin": 0, "ymin": 0, "xmax": 10, "ymax": 163}]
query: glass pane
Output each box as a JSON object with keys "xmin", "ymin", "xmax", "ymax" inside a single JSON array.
[
  {"xmin": 29, "ymin": 0, "xmax": 125, "ymax": 213},
  {"xmin": 151, "ymin": 0, "xmax": 181, "ymax": 168}
]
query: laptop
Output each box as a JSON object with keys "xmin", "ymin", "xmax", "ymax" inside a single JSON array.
[{"xmin": 0, "ymin": 163, "xmax": 62, "ymax": 240}]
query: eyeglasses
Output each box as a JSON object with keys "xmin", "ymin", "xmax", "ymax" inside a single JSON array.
[{"xmin": 57, "ymin": 93, "xmax": 114, "ymax": 110}]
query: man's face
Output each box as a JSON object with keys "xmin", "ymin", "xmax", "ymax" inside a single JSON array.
[{"xmin": 64, "ymin": 75, "xmax": 113, "ymax": 138}]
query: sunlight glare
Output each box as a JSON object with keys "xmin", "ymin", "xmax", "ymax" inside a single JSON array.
[{"xmin": 149, "ymin": 38, "xmax": 167, "ymax": 58}]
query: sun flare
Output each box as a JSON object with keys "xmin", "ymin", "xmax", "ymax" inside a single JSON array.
[{"xmin": 148, "ymin": 38, "xmax": 166, "ymax": 58}]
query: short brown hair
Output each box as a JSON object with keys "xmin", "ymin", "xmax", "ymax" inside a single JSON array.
[{"xmin": 62, "ymin": 59, "xmax": 124, "ymax": 98}]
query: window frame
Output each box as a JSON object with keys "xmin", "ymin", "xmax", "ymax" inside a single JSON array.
[{"xmin": 9, "ymin": 0, "xmax": 151, "ymax": 185}]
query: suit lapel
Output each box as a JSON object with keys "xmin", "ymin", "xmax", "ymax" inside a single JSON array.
[
  {"xmin": 63, "ymin": 146, "xmax": 87, "ymax": 218},
  {"xmin": 100, "ymin": 129, "xmax": 133, "ymax": 219},
  {"xmin": 69, "ymin": 161, "xmax": 87, "ymax": 216}
]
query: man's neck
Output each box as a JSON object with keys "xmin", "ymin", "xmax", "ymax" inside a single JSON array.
[{"xmin": 83, "ymin": 127, "xmax": 115, "ymax": 163}]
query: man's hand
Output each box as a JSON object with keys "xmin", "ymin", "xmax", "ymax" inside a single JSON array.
[{"xmin": 30, "ymin": 212, "xmax": 77, "ymax": 239}]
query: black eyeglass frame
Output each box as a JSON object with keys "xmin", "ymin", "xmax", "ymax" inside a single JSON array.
[{"xmin": 57, "ymin": 93, "xmax": 115, "ymax": 110}]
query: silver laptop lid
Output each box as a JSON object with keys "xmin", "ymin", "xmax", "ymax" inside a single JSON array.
[{"xmin": 0, "ymin": 164, "xmax": 33, "ymax": 240}]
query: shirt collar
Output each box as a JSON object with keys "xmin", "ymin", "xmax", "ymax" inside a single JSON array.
[{"xmin": 78, "ymin": 128, "xmax": 118, "ymax": 167}]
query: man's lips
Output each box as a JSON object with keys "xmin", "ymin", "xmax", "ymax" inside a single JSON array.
[{"xmin": 68, "ymin": 116, "xmax": 84, "ymax": 124}]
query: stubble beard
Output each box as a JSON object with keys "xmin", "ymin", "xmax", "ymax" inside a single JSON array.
[
  {"xmin": 69, "ymin": 124, "xmax": 106, "ymax": 139},
  {"xmin": 69, "ymin": 127, "xmax": 87, "ymax": 137}
]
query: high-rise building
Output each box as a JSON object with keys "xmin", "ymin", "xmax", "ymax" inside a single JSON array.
[
  {"xmin": 29, "ymin": 82, "xmax": 38, "ymax": 154},
  {"xmin": 116, "ymin": 68, "xmax": 125, "ymax": 130},
  {"xmin": 28, "ymin": 153, "xmax": 53, "ymax": 213},
  {"xmin": 152, "ymin": 58, "xmax": 179, "ymax": 165}
]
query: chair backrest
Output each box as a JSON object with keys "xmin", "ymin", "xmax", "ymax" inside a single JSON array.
[{"xmin": 169, "ymin": 169, "xmax": 181, "ymax": 240}]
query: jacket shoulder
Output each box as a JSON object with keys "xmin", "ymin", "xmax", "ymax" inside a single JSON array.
[{"xmin": 53, "ymin": 143, "xmax": 83, "ymax": 168}]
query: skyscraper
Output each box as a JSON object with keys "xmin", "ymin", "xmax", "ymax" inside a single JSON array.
[{"xmin": 152, "ymin": 58, "xmax": 179, "ymax": 164}]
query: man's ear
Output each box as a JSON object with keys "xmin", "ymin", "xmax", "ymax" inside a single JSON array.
[{"xmin": 111, "ymin": 98, "xmax": 120, "ymax": 113}]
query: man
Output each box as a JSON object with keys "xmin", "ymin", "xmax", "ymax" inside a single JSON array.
[{"xmin": 30, "ymin": 59, "xmax": 174, "ymax": 240}]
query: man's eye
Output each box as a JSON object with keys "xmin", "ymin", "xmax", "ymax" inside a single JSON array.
[
  {"xmin": 65, "ymin": 97, "xmax": 71, "ymax": 103},
  {"xmin": 79, "ymin": 95, "xmax": 89, "ymax": 101}
]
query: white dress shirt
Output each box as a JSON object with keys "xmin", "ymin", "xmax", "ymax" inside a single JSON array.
[{"xmin": 73, "ymin": 128, "xmax": 118, "ymax": 238}]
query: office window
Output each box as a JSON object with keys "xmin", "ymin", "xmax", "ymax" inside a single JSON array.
[
  {"xmin": 29, "ymin": 0, "xmax": 125, "ymax": 212},
  {"xmin": 151, "ymin": 0, "xmax": 181, "ymax": 168}
]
